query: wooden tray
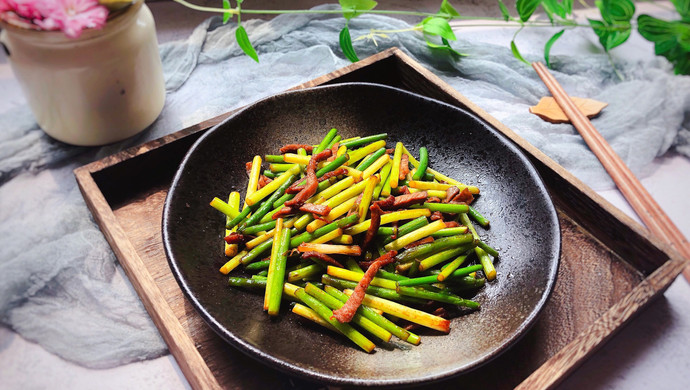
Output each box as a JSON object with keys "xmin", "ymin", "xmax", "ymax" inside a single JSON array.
[{"xmin": 75, "ymin": 48, "xmax": 688, "ymax": 389}]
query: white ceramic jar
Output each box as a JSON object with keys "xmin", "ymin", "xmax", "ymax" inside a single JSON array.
[{"xmin": 0, "ymin": 1, "xmax": 165, "ymax": 146}]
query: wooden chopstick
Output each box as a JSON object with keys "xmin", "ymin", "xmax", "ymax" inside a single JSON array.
[{"xmin": 532, "ymin": 62, "xmax": 690, "ymax": 282}]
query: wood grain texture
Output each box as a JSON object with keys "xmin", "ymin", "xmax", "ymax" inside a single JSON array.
[
  {"xmin": 74, "ymin": 170, "xmax": 223, "ymax": 390},
  {"xmin": 102, "ymin": 183, "xmax": 644, "ymax": 390},
  {"xmin": 517, "ymin": 255, "xmax": 688, "ymax": 390},
  {"xmin": 74, "ymin": 48, "xmax": 689, "ymax": 389},
  {"xmin": 112, "ymin": 189, "xmax": 299, "ymax": 388},
  {"xmin": 532, "ymin": 61, "xmax": 690, "ymax": 283}
]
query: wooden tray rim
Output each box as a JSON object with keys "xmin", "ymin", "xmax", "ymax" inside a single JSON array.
[{"xmin": 74, "ymin": 48, "xmax": 689, "ymax": 390}]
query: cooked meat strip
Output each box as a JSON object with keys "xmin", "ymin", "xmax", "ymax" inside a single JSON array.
[
  {"xmin": 301, "ymin": 251, "xmax": 344, "ymax": 268},
  {"xmin": 399, "ymin": 154, "xmax": 410, "ymax": 180},
  {"xmin": 362, "ymin": 203, "xmax": 383, "ymax": 250},
  {"xmin": 373, "ymin": 195, "xmax": 395, "ymax": 210},
  {"xmin": 445, "ymin": 186, "xmax": 460, "ymax": 203},
  {"xmin": 257, "ymin": 175, "xmax": 273, "ymax": 189},
  {"xmin": 318, "ymin": 168, "xmax": 347, "ymax": 182},
  {"xmin": 331, "ymin": 250, "xmax": 398, "ymax": 323},
  {"xmin": 444, "ymin": 221, "xmax": 461, "ymax": 228},
  {"xmin": 454, "ymin": 187, "xmax": 475, "ymax": 204},
  {"xmin": 272, "ymin": 206, "xmax": 298, "ymax": 219},
  {"xmin": 285, "ymin": 149, "xmax": 332, "ymax": 207},
  {"xmin": 430, "ymin": 211, "xmax": 444, "ymax": 221},
  {"xmin": 299, "ymin": 203, "xmax": 331, "ymax": 216},
  {"xmin": 224, "ymin": 232, "xmax": 248, "ymax": 244},
  {"xmin": 391, "ymin": 191, "xmax": 427, "ymax": 209},
  {"xmin": 279, "ymin": 144, "xmax": 314, "ymax": 154}
]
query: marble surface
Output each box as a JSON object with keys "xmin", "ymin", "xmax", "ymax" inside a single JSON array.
[{"xmin": 1, "ymin": 1, "xmax": 689, "ymax": 389}]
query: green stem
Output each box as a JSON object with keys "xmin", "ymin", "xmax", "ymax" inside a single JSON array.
[
  {"xmin": 172, "ymin": 0, "xmax": 238, "ymax": 14},
  {"xmin": 294, "ymin": 288, "xmax": 376, "ymax": 353},
  {"xmin": 267, "ymin": 227, "xmax": 291, "ymax": 315},
  {"xmin": 236, "ymin": 0, "xmax": 241, "ymax": 24},
  {"xmin": 290, "ymin": 214, "xmax": 359, "ymax": 248},
  {"xmin": 241, "ymin": 220, "xmax": 277, "ymax": 236},
  {"xmin": 412, "ymin": 202, "xmax": 469, "ymax": 214},
  {"xmin": 240, "ymin": 175, "xmax": 296, "ymax": 230},
  {"xmin": 512, "ymin": 24, "xmax": 525, "ymax": 42},
  {"xmin": 341, "ymin": 133, "xmax": 388, "ymax": 149},
  {"xmin": 467, "ymin": 205, "xmax": 490, "ymax": 227},
  {"xmin": 607, "ymin": 51, "xmax": 625, "ymax": 82},
  {"xmin": 304, "ymin": 283, "xmax": 392, "ymax": 342},
  {"xmin": 430, "ymin": 227, "xmax": 468, "ymax": 238},
  {"xmin": 315, "ymin": 128, "xmax": 338, "ymax": 154},
  {"xmin": 228, "ymin": 276, "xmax": 266, "ymax": 288},
  {"xmin": 418, "ymin": 244, "xmax": 475, "ymax": 272},
  {"xmin": 324, "ymin": 285, "xmax": 419, "ymax": 344},
  {"xmin": 355, "ymin": 147, "xmax": 387, "ymax": 171},
  {"xmin": 380, "ymin": 216, "xmax": 429, "ymax": 245},
  {"xmin": 287, "ymin": 263, "xmax": 324, "ymax": 282},
  {"xmin": 326, "ymin": 135, "xmax": 342, "ymax": 149},
  {"xmin": 398, "ymin": 264, "xmax": 482, "ymax": 287},
  {"xmin": 174, "ymin": 1, "xmax": 593, "ymax": 28},
  {"xmin": 325, "ymin": 272, "xmax": 479, "ymax": 307},
  {"xmin": 322, "ymin": 275, "xmax": 427, "ymax": 305},
  {"xmin": 444, "ymin": 275, "xmax": 486, "ymax": 290},
  {"xmin": 316, "ymin": 154, "xmax": 349, "ymax": 177},
  {"xmin": 174, "ymin": 1, "xmax": 633, "ymax": 32},
  {"xmin": 264, "ymin": 155, "xmax": 285, "ymax": 163},
  {"xmin": 245, "ymin": 259, "xmax": 270, "ymax": 271},
  {"xmin": 411, "ymin": 147, "xmax": 428, "ymax": 181},
  {"xmin": 396, "ymin": 235, "xmax": 474, "ymax": 263}
]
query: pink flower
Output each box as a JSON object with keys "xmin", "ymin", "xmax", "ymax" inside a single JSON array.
[
  {"xmin": 35, "ymin": 0, "xmax": 109, "ymax": 38},
  {"xmin": 0, "ymin": 0, "xmax": 11, "ymax": 13},
  {"xmin": 3, "ymin": 0, "xmax": 44, "ymax": 19}
]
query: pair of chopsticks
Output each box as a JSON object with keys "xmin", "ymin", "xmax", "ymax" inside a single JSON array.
[{"xmin": 532, "ymin": 62, "xmax": 690, "ymax": 282}]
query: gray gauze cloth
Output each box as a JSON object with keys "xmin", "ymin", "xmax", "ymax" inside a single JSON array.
[{"xmin": 1, "ymin": 5, "xmax": 689, "ymax": 369}]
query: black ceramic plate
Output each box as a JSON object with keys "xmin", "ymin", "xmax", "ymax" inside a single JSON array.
[{"xmin": 163, "ymin": 83, "xmax": 560, "ymax": 387}]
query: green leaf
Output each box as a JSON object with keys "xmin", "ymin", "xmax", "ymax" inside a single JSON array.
[
  {"xmin": 563, "ymin": 0, "xmax": 574, "ymax": 15},
  {"xmin": 438, "ymin": 0, "xmax": 461, "ymax": 19},
  {"xmin": 678, "ymin": 24, "xmax": 690, "ymax": 51},
  {"xmin": 222, "ymin": 0, "xmax": 231, "ymax": 24},
  {"xmin": 425, "ymin": 37, "xmax": 465, "ymax": 56},
  {"xmin": 339, "ymin": 0, "xmax": 378, "ymax": 21},
  {"xmin": 442, "ymin": 37, "xmax": 465, "ymax": 55},
  {"xmin": 588, "ymin": 0, "xmax": 634, "ymax": 53},
  {"xmin": 511, "ymin": 40, "xmax": 530, "ymax": 64},
  {"xmin": 544, "ymin": 29, "xmax": 565, "ymax": 67},
  {"xmin": 339, "ymin": 27, "xmax": 360, "ymax": 62},
  {"xmin": 236, "ymin": 25, "xmax": 259, "ymax": 62},
  {"xmin": 498, "ymin": 0, "xmax": 511, "ymax": 21},
  {"xmin": 541, "ymin": 0, "xmax": 567, "ymax": 19},
  {"xmin": 516, "ymin": 0, "xmax": 541, "ymax": 22},
  {"xmin": 674, "ymin": 55, "xmax": 690, "ymax": 74},
  {"xmin": 541, "ymin": 1, "xmax": 555, "ymax": 23},
  {"xmin": 421, "ymin": 17, "xmax": 457, "ymax": 41},
  {"xmin": 597, "ymin": 0, "xmax": 635, "ymax": 24},
  {"xmin": 654, "ymin": 39, "xmax": 678, "ymax": 56},
  {"xmin": 637, "ymin": 14, "xmax": 690, "ymax": 75},
  {"xmin": 671, "ymin": 0, "xmax": 690, "ymax": 20},
  {"xmin": 589, "ymin": 18, "xmax": 631, "ymax": 51},
  {"xmin": 637, "ymin": 15, "xmax": 677, "ymax": 42}
]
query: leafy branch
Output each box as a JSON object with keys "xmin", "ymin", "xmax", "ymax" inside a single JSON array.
[{"xmin": 172, "ymin": 0, "xmax": 690, "ymax": 75}]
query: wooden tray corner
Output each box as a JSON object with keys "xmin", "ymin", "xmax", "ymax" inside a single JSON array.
[{"xmin": 75, "ymin": 48, "xmax": 688, "ymax": 390}]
